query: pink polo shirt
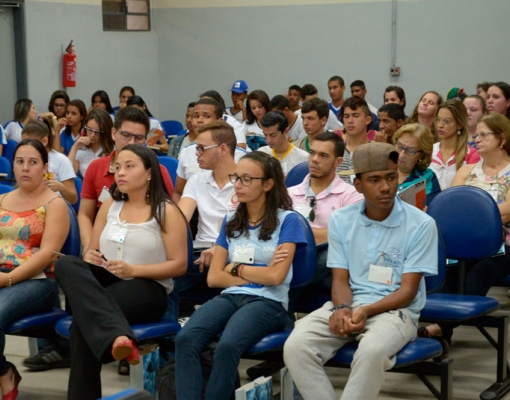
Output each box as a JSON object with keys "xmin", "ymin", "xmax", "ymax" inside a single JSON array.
[{"xmin": 287, "ymin": 174, "xmax": 364, "ymax": 229}]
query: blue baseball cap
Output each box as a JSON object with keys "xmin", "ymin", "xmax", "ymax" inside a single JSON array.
[{"xmin": 230, "ymin": 80, "xmax": 248, "ymax": 93}]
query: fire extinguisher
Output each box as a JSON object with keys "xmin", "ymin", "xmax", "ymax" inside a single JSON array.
[{"xmin": 63, "ymin": 40, "xmax": 76, "ymax": 87}]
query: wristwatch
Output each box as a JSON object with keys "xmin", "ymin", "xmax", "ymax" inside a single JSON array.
[{"xmin": 329, "ymin": 304, "xmax": 353, "ymax": 312}]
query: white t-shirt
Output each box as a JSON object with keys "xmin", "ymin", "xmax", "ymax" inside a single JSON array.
[
  {"xmin": 257, "ymin": 144, "xmax": 309, "ymax": 175},
  {"xmin": 243, "ymin": 121, "xmax": 264, "ymax": 137},
  {"xmin": 0, "ymin": 125, "xmax": 7, "ymax": 145},
  {"xmin": 287, "ymin": 114, "xmax": 306, "ymax": 142},
  {"xmin": 225, "ymin": 107, "xmax": 244, "ymax": 124},
  {"xmin": 295, "ymin": 109, "xmax": 343, "ymax": 132},
  {"xmin": 222, "ymin": 114, "xmax": 247, "ymax": 144},
  {"xmin": 367, "ymin": 101, "xmax": 379, "ymax": 116},
  {"xmin": 182, "ymin": 170, "xmax": 238, "ymax": 242},
  {"xmin": 76, "ymin": 146, "xmax": 104, "ymax": 178},
  {"xmin": 48, "ymin": 150, "xmax": 77, "ymax": 182},
  {"xmin": 4, "ymin": 121, "xmax": 23, "ymax": 143},
  {"xmin": 176, "ymin": 145, "xmax": 248, "ymax": 181}
]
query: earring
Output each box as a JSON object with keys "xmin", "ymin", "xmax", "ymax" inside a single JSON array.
[
  {"xmin": 146, "ymin": 180, "xmax": 150, "ymax": 199},
  {"xmin": 121, "ymin": 192, "xmax": 126, "ymax": 200},
  {"xmin": 457, "ymin": 130, "xmax": 462, "ymax": 136}
]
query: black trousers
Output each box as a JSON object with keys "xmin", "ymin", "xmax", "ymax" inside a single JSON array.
[{"xmin": 55, "ymin": 256, "xmax": 168, "ymax": 400}]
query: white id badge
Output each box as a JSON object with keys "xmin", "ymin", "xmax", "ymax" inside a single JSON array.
[
  {"xmin": 99, "ymin": 186, "xmax": 112, "ymax": 203},
  {"xmin": 106, "ymin": 225, "xmax": 129, "ymax": 243},
  {"xmin": 232, "ymin": 247, "xmax": 255, "ymax": 264},
  {"xmin": 368, "ymin": 264, "xmax": 393, "ymax": 285}
]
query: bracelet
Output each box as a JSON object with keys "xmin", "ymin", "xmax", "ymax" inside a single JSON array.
[
  {"xmin": 231, "ymin": 262, "xmax": 241, "ymax": 277},
  {"xmin": 329, "ymin": 304, "xmax": 352, "ymax": 313},
  {"xmin": 6, "ymin": 274, "xmax": 12, "ymax": 287}
]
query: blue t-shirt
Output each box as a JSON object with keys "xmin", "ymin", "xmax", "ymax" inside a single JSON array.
[
  {"xmin": 216, "ymin": 210, "xmax": 307, "ymax": 310},
  {"xmin": 60, "ymin": 128, "xmax": 77, "ymax": 156},
  {"xmin": 327, "ymin": 197, "xmax": 438, "ymax": 322}
]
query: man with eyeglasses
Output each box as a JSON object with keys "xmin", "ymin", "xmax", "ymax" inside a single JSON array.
[
  {"xmin": 284, "ymin": 142, "xmax": 438, "ymax": 400},
  {"xmin": 78, "ymin": 106, "xmax": 175, "ymax": 252},
  {"xmin": 175, "ymin": 121, "xmax": 239, "ymax": 313}
]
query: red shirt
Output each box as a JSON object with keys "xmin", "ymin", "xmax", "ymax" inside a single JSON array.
[{"xmin": 81, "ymin": 151, "xmax": 174, "ymax": 206}]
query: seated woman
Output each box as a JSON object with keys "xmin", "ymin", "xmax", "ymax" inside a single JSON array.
[
  {"xmin": 393, "ymin": 123, "xmax": 441, "ymax": 206},
  {"xmin": 429, "ymin": 99, "xmax": 480, "ymax": 190},
  {"xmin": 67, "ymin": 108, "xmax": 114, "ymax": 178},
  {"xmin": 420, "ymin": 113, "xmax": 510, "ymax": 345},
  {"xmin": 4, "ymin": 99, "xmax": 38, "ymax": 143},
  {"xmin": 0, "ymin": 138, "xmax": 69, "ymax": 400},
  {"xmin": 59, "ymin": 100, "xmax": 87, "ymax": 155},
  {"xmin": 175, "ymin": 152, "xmax": 307, "ymax": 399},
  {"xmin": 90, "ymin": 90, "xmax": 115, "ymax": 117},
  {"xmin": 54, "ymin": 145, "xmax": 187, "ymax": 400},
  {"xmin": 114, "ymin": 86, "xmax": 135, "ymax": 112},
  {"xmin": 22, "ymin": 117, "xmax": 78, "ymax": 205},
  {"xmin": 405, "ymin": 91, "xmax": 443, "ymax": 140},
  {"xmin": 244, "ymin": 90, "xmax": 271, "ymax": 150}
]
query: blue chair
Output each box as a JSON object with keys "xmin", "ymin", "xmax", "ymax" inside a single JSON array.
[
  {"xmin": 161, "ymin": 120, "xmax": 184, "ymax": 136},
  {"xmin": 425, "ymin": 186, "xmax": 510, "ymax": 400},
  {"xmin": 73, "ymin": 177, "xmax": 83, "ymax": 214},
  {"xmin": 0, "ymin": 157, "xmax": 13, "ymax": 184},
  {"xmin": 101, "ymin": 389, "xmax": 153, "ymax": 399},
  {"xmin": 284, "ymin": 162, "xmax": 308, "ymax": 187},
  {"xmin": 2, "ymin": 140, "xmax": 17, "ymax": 166},
  {"xmin": 157, "ymin": 156, "xmax": 178, "ymax": 186},
  {"xmin": 0, "ymin": 184, "xmax": 14, "ymax": 194}
]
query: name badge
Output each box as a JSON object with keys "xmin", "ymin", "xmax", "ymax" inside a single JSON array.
[
  {"xmin": 294, "ymin": 204, "xmax": 312, "ymax": 219},
  {"xmin": 106, "ymin": 224, "xmax": 128, "ymax": 243},
  {"xmin": 232, "ymin": 246, "xmax": 255, "ymax": 264},
  {"xmin": 99, "ymin": 186, "xmax": 111, "ymax": 203},
  {"xmin": 368, "ymin": 264, "xmax": 392, "ymax": 285}
]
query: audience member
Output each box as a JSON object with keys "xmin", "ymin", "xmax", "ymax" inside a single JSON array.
[
  {"xmin": 463, "ymin": 95, "xmax": 488, "ymax": 145},
  {"xmin": 59, "ymin": 99, "xmax": 87, "ymax": 155},
  {"xmin": 225, "ymin": 80, "xmax": 248, "ymax": 123},
  {"xmin": 375, "ymin": 103, "xmax": 405, "ymax": 144},
  {"xmin": 175, "ymin": 151, "xmax": 307, "ymax": 399},
  {"xmin": 22, "ymin": 117, "xmax": 78, "ymax": 205},
  {"xmin": 284, "ymin": 142, "xmax": 438, "ymax": 400},
  {"xmin": 328, "ymin": 76, "xmax": 346, "ymax": 120},
  {"xmin": 4, "ymin": 99, "xmax": 38, "ymax": 143},
  {"xmin": 258, "ymin": 111, "xmax": 308, "ymax": 174},
  {"xmin": 476, "ymin": 82, "xmax": 492, "ymax": 100},
  {"xmin": 298, "ymin": 84, "xmax": 343, "ymax": 132},
  {"xmin": 394, "ymin": 123, "xmax": 441, "ymax": 205},
  {"xmin": 244, "ymin": 90, "xmax": 272, "ymax": 150},
  {"xmin": 115, "ymin": 86, "xmax": 135, "ymax": 112},
  {"xmin": 271, "ymin": 95, "xmax": 306, "ymax": 142},
  {"xmin": 55, "ymin": 145, "xmax": 188, "ymax": 400},
  {"xmin": 350, "ymin": 79, "xmax": 379, "ymax": 115},
  {"xmin": 68, "ymin": 108, "xmax": 115, "ymax": 178},
  {"xmin": 90, "ymin": 90, "xmax": 114, "ymax": 115},
  {"xmin": 486, "ymin": 82, "xmax": 510, "ymax": 120},
  {"xmin": 78, "ymin": 107, "xmax": 174, "ymax": 250},
  {"xmin": 0, "ymin": 138, "xmax": 69, "ymax": 399},
  {"xmin": 383, "ymin": 85, "xmax": 406, "ymax": 111},
  {"xmin": 430, "ymin": 99, "xmax": 480, "ymax": 190},
  {"xmin": 406, "ymin": 91, "xmax": 444, "ymax": 140},
  {"xmin": 167, "ymin": 102, "xmax": 197, "ymax": 159},
  {"xmin": 287, "ymin": 85, "xmax": 302, "ymax": 112},
  {"xmin": 446, "ymin": 87, "xmax": 467, "ymax": 101},
  {"xmin": 294, "ymin": 98, "xmax": 329, "ymax": 152},
  {"xmin": 47, "ymin": 90, "xmax": 70, "ymax": 132}
]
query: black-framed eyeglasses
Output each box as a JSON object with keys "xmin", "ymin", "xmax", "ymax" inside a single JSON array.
[
  {"xmin": 118, "ymin": 131, "xmax": 146, "ymax": 144},
  {"xmin": 395, "ymin": 142, "xmax": 422, "ymax": 156},
  {"xmin": 84, "ymin": 126, "xmax": 103, "ymax": 136},
  {"xmin": 229, "ymin": 174, "xmax": 266, "ymax": 187},
  {"xmin": 309, "ymin": 197, "xmax": 316, "ymax": 222},
  {"xmin": 472, "ymin": 131, "xmax": 496, "ymax": 141},
  {"xmin": 196, "ymin": 144, "xmax": 220, "ymax": 155}
]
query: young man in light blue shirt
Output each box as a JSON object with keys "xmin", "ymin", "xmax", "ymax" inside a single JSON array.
[{"xmin": 284, "ymin": 142, "xmax": 438, "ymax": 400}]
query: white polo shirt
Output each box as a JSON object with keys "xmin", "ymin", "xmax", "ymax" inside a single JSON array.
[
  {"xmin": 257, "ymin": 144, "xmax": 309, "ymax": 175},
  {"xmin": 182, "ymin": 170, "xmax": 238, "ymax": 242},
  {"xmin": 222, "ymin": 114, "xmax": 247, "ymax": 144},
  {"xmin": 287, "ymin": 114, "xmax": 307, "ymax": 142},
  {"xmin": 176, "ymin": 145, "xmax": 248, "ymax": 181},
  {"xmin": 295, "ymin": 109, "xmax": 343, "ymax": 132}
]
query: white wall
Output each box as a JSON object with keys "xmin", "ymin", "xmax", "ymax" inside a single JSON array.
[
  {"xmin": 0, "ymin": 6, "xmax": 17, "ymax": 124},
  {"xmin": 24, "ymin": 0, "xmax": 161, "ymax": 118}
]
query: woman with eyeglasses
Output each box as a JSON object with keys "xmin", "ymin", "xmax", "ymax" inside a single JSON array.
[
  {"xmin": 393, "ymin": 123, "xmax": 441, "ymax": 206},
  {"xmin": 419, "ymin": 113, "xmax": 510, "ymax": 348},
  {"xmin": 175, "ymin": 151, "xmax": 307, "ymax": 400},
  {"xmin": 68, "ymin": 109, "xmax": 114, "ymax": 178},
  {"xmin": 429, "ymin": 99, "xmax": 480, "ymax": 190}
]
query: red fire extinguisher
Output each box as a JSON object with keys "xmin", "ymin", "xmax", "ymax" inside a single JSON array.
[{"xmin": 63, "ymin": 40, "xmax": 76, "ymax": 87}]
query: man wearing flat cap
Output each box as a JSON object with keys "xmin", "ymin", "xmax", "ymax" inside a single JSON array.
[{"xmin": 284, "ymin": 142, "xmax": 438, "ymax": 399}]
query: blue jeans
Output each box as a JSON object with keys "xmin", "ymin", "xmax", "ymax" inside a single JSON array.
[
  {"xmin": 175, "ymin": 293, "xmax": 287, "ymax": 400},
  {"xmin": 0, "ymin": 271, "xmax": 57, "ymax": 375}
]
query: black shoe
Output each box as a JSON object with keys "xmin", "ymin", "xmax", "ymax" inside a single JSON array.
[
  {"xmin": 23, "ymin": 347, "xmax": 71, "ymax": 371},
  {"xmin": 118, "ymin": 359, "xmax": 130, "ymax": 375},
  {"xmin": 246, "ymin": 361, "xmax": 283, "ymax": 380}
]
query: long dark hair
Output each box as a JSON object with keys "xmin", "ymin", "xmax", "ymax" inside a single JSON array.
[
  {"xmin": 109, "ymin": 145, "xmax": 172, "ymax": 232},
  {"xmin": 91, "ymin": 90, "xmax": 114, "ymax": 113},
  {"xmin": 226, "ymin": 152, "xmax": 292, "ymax": 241},
  {"xmin": 126, "ymin": 95, "xmax": 154, "ymax": 118},
  {"xmin": 83, "ymin": 108, "xmax": 114, "ymax": 156},
  {"xmin": 245, "ymin": 90, "xmax": 271, "ymax": 125}
]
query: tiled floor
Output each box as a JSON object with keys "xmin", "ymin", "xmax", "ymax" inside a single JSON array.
[{"xmin": 7, "ymin": 286, "xmax": 510, "ymax": 399}]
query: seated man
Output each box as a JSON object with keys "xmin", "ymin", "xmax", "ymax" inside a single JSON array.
[
  {"xmin": 327, "ymin": 75, "xmax": 346, "ymax": 120},
  {"xmin": 284, "ymin": 142, "xmax": 438, "ymax": 400},
  {"xmin": 167, "ymin": 102, "xmax": 196, "ymax": 159},
  {"xmin": 271, "ymin": 95, "xmax": 306, "ymax": 142},
  {"xmin": 287, "ymin": 132, "xmax": 363, "ymax": 308},
  {"xmin": 350, "ymin": 79, "xmax": 380, "ymax": 130},
  {"xmin": 295, "ymin": 98, "xmax": 329, "ymax": 152},
  {"xmin": 225, "ymin": 80, "xmax": 248, "ymax": 123},
  {"xmin": 176, "ymin": 121, "xmax": 238, "ymax": 307},
  {"xmin": 374, "ymin": 103, "xmax": 405, "ymax": 144},
  {"xmin": 257, "ymin": 111, "xmax": 308, "ymax": 174},
  {"xmin": 297, "ymin": 84, "xmax": 343, "ymax": 132},
  {"xmin": 288, "ymin": 84, "xmax": 302, "ymax": 112}
]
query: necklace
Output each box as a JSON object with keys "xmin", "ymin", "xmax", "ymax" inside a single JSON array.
[{"xmin": 248, "ymin": 216, "xmax": 264, "ymax": 225}]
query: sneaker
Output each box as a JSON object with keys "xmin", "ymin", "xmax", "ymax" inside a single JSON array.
[
  {"xmin": 178, "ymin": 317, "xmax": 190, "ymax": 327},
  {"xmin": 23, "ymin": 347, "xmax": 71, "ymax": 371}
]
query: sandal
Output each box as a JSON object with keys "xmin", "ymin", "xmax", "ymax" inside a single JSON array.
[{"xmin": 417, "ymin": 326, "xmax": 450, "ymax": 361}]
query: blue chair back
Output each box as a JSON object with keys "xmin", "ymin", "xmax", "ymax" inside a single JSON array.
[
  {"xmin": 161, "ymin": 120, "xmax": 184, "ymax": 135},
  {"xmin": 285, "ymin": 162, "xmax": 308, "ymax": 187},
  {"xmin": 0, "ymin": 157, "xmax": 12, "ymax": 179},
  {"xmin": 425, "ymin": 233, "xmax": 446, "ymax": 294},
  {"xmin": 2, "ymin": 140, "xmax": 17, "ymax": 165},
  {"xmin": 290, "ymin": 211, "xmax": 316, "ymax": 288},
  {"xmin": 0, "ymin": 184, "xmax": 13, "ymax": 194},
  {"xmin": 73, "ymin": 177, "xmax": 82, "ymax": 214},
  {"xmin": 158, "ymin": 156, "xmax": 178, "ymax": 186},
  {"xmin": 62, "ymin": 202, "xmax": 81, "ymax": 257},
  {"xmin": 427, "ymin": 186, "xmax": 503, "ymax": 260}
]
